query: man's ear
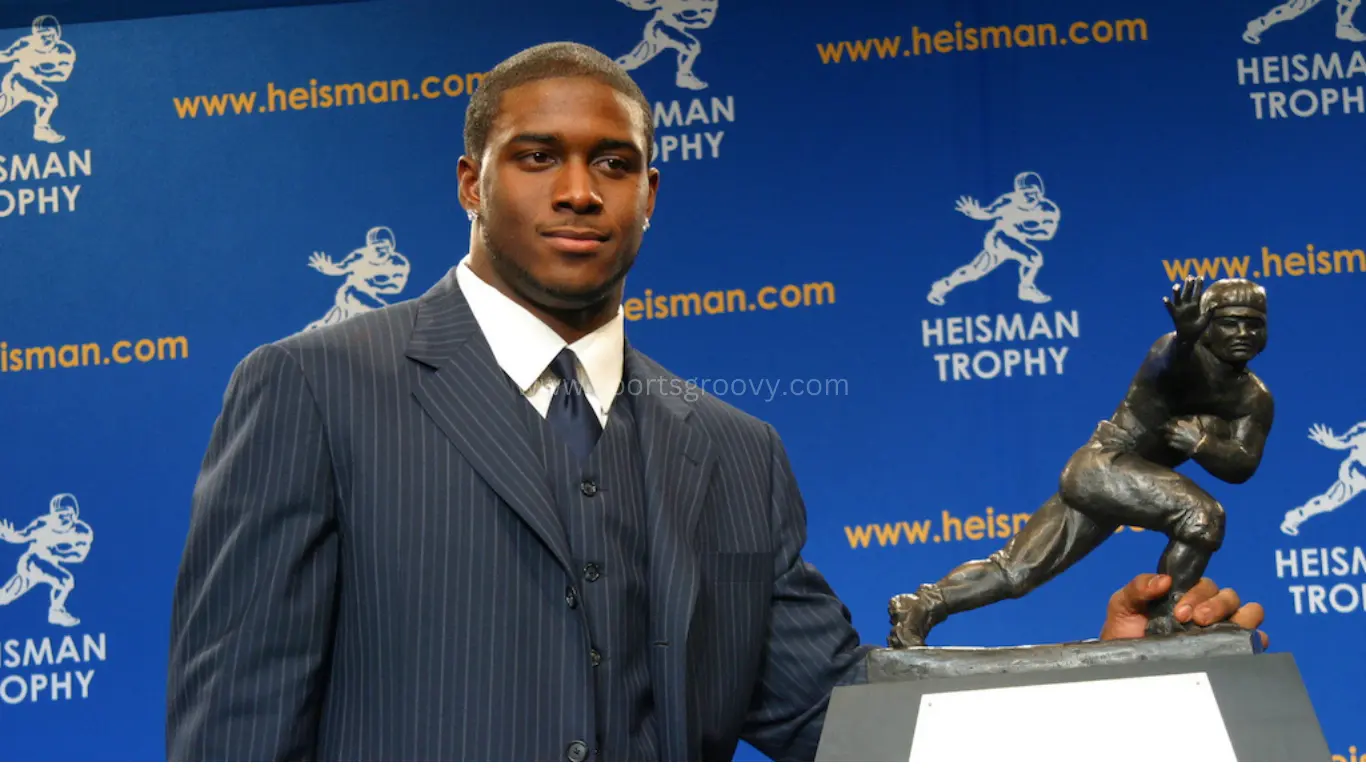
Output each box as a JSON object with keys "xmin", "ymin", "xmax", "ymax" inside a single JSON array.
[
  {"xmin": 457, "ymin": 155, "xmax": 481, "ymax": 213},
  {"xmin": 645, "ymin": 166, "xmax": 659, "ymax": 219}
]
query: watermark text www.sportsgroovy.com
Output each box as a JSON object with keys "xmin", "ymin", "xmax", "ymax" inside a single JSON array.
[{"xmin": 571, "ymin": 376, "xmax": 849, "ymax": 403}]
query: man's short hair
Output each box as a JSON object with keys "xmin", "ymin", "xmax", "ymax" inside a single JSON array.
[{"xmin": 464, "ymin": 42, "xmax": 655, "ymax": 163}]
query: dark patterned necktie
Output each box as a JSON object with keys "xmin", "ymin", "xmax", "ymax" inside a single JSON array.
[{"xmin": 546, "ymin": 348, "xmax": 602, "ymax": 458}]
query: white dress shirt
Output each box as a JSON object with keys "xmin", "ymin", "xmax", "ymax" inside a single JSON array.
[{"xmin": 455, "ymin": 254, "xmax": 623, "ymax": 427}]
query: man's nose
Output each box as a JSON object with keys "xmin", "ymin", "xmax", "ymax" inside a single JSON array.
[{"xmin": 553, "ymin": 161, "xmax": 602, "ymax": 212}]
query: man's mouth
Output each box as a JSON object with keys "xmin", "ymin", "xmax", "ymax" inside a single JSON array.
[{"xmin": 542, "ymin": 227, "xmax": 609, "ymax": 254}]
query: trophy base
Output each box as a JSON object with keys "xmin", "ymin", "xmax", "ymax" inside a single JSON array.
[
  {"xmin": 819, "ymin": 624, "xmax": 1326, "ymax": 762},
  {"xmin": 866, "ymin": 621, "xmax": 1262, "ymax": 683}
]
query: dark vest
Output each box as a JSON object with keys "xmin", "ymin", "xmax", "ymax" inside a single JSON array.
[{"xmin": 519, "ymin": 385, "xmax": 657, "ymax": 761}]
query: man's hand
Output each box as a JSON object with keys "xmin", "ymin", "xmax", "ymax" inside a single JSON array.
[{"xmin": 1100, "ymin": 574, "xmax": 1268, "ymax": 646}]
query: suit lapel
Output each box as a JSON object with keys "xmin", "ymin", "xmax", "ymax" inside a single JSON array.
[
  {"xmin": 627, "ymin": 347, "xmax": 716, "ymax": 760},
  {"xmin": 405, "ymin": 269, "xmax": 574, "ymax": 578}
]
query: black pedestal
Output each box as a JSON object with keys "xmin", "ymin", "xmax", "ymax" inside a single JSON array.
[{"xmin": 816, "ymin": 629, "xmax": 1328, "ymax": 762}]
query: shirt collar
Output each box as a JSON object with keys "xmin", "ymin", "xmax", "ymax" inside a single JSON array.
[{"xmin": 454, "ymin": 255, "xmax": 624, "ymax": 413}]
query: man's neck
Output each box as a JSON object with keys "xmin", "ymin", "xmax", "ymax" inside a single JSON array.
[
  {"xmin": 538, "ymin": 303, "xmax": 618, "ymax": 345},
  {"xmin": 467, "ymin": 252, "xmax": 618, "ymax": 344}
]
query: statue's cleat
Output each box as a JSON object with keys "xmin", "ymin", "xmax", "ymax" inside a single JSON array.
[
  {"xmin": 887, "ymin": 591, "xmax": 937, "ymax": 648},
  {"xmin": 888, "ymin": 626, "xmax": 926, "ymax": 649},
  {"xmin": 1144, "ymin": 610, "xmax": 1196, "ymax": 636}
]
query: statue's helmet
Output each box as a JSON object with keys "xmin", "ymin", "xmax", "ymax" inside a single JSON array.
[{"xmin": 1200, "ymin": 278, "xmax": 1266, "ymax": 318}]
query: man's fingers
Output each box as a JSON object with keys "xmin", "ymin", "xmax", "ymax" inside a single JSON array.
[
  {"xmin": 1229, "ymin": 601, "xmax": 1265, "ymax": 632},
  {"xmin": 1114, "ymin": 573, "xmax": 1169, "ymax": 615},
  {"xmin": 1170, "ymin": 577, "xmax": 1217, "ymax": 622},
  {"xmin": 1177, "ymin": 577, "xmax": 1220, "ymax": 606},
  {"xmin": 1191, "ymin": 586, "xmax": 1241, "ymax": 625},
  {"xmin": 1205, "ymin": 586, "xmax": 1242, "ymax": 624}
]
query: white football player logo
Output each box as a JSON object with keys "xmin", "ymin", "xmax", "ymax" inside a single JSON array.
[
  {"xmin": 305, "ymin": 226, "xmax": 412, "ymax": 331},
  {"xmin": 1281, "ymin": 420, "xmax": 1366, "ymax": 535},
  {"xmin": 0, "ymin": 15, "xmax": 75, "ymax": 144},
  {"xmin": 927, "ymin": 171, "xmax": 1060, "ymax": 306},
  {"xmin": 1243, "ymin": 0, "xmax": 1365, "ymax": 44},
  {"xmin": 613, "ymin": 0, "xmax": 717, "ymax": 90},
  {"xmin": 0, "ymin": 493, "xmax": 93, "ymax": 626}
]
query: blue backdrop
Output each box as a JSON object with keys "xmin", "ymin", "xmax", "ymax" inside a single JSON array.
[{"xmin": 2, "ymin": 0, "xmax": 1362, "ymax": 760}]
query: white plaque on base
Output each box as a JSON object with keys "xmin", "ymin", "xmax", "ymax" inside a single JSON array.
[{"xmin": 906, "ymin": 671, "xmax": 1236, "ymax": 763}]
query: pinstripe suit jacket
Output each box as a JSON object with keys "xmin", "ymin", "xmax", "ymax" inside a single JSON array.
[{"xmin": 166, "ymin": 267, "xmax": 873, "ymax": 762}]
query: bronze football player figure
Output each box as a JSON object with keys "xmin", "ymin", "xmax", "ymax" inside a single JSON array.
[{"xmin": 889, "ymin": 276, "xmax": 1273, "ymax": 648}]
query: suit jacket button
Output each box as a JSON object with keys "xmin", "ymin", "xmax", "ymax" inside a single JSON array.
[
  {"xmin": 566, "ymin": 740, "xmax": 589, "ymax": 761},
  {"xmin": 565, "ymin": 586, "xmax": 578, "ymax": 609},
  {"xmin": 580, "ymin": 479, "xmax": 597, "ymax": 497}
]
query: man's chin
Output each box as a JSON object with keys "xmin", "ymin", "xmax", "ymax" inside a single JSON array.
[
  {"xmin": 537, "ymin": 285, "xmax": 616, "ymax": 309},
  {"xmin": 516, "ymin": 273, "xmax": 615, "ymax": 309},
  {"xmin": 531, "ymin": 261, "xmax": 632, "ymax": 307}
]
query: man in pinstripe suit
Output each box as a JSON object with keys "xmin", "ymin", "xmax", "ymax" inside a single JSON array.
[{"xmin": 165, "ymin": 42, "xmax": 1266, "ymax": 762}]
